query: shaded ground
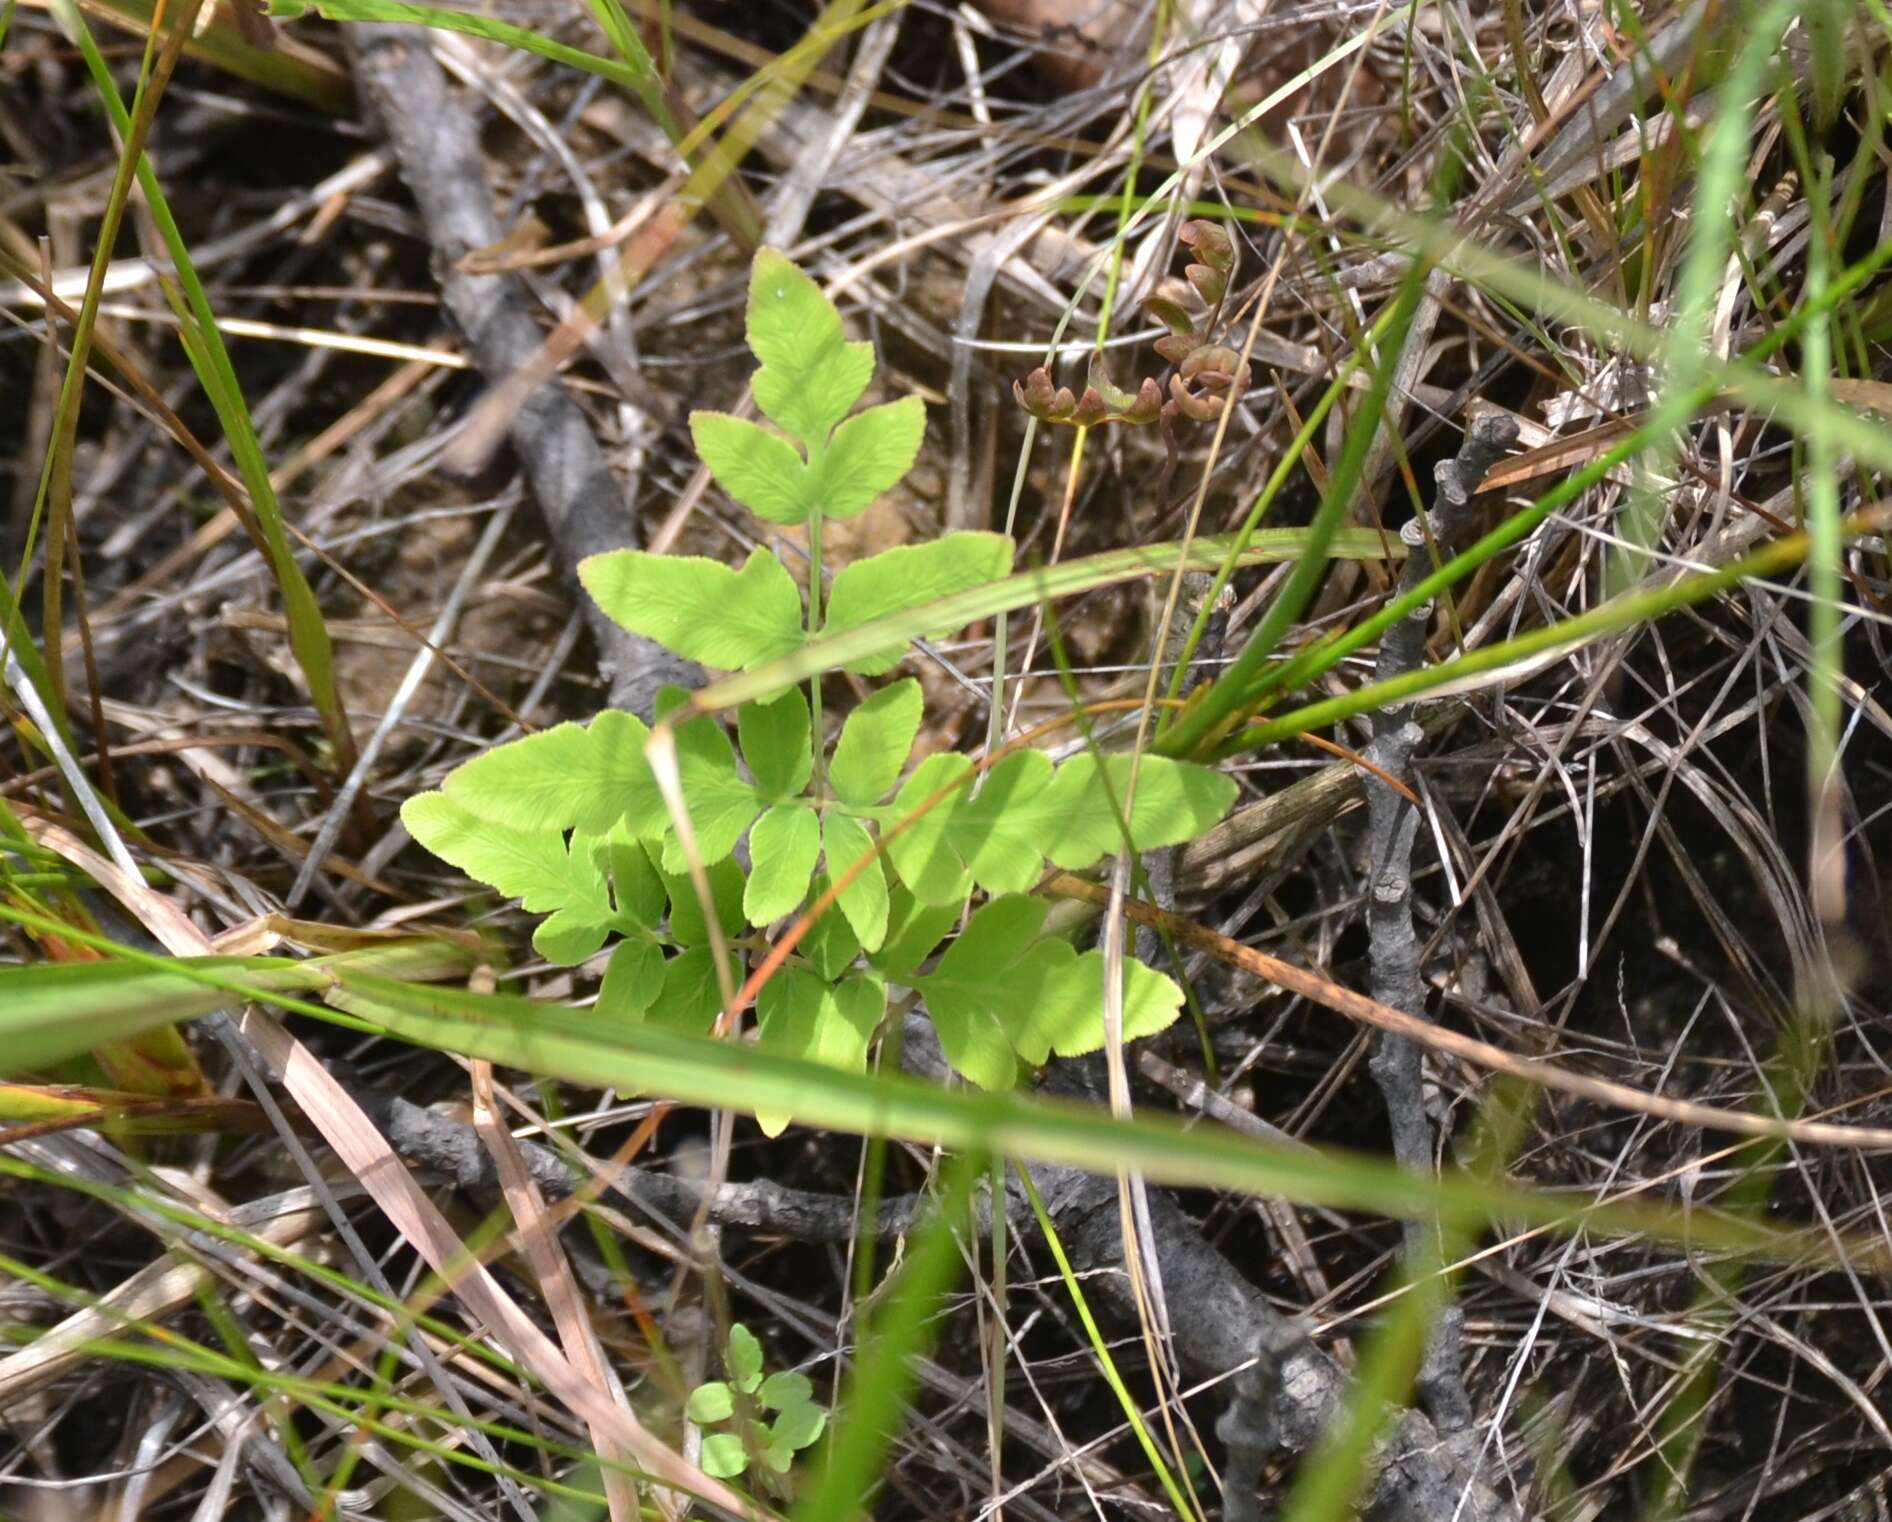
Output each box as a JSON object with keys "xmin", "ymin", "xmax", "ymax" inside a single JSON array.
[{"xmin": 4, "ymin": 3, "xmax": 1892, "ymax": 1520}]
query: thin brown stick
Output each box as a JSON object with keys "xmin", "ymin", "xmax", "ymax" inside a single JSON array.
[{"xmin": 1045, "ymin": 874, "xmax": 1892, "ymax": 1153}]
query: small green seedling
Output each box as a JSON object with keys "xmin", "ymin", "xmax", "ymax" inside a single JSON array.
[
  {"xmin": 400, "ymin": 248, "xmax": 1236, "ymax": 1129},
  {"xmin": 686, "ymin": 1323, "xmax": 825, "ymax": 1483}
]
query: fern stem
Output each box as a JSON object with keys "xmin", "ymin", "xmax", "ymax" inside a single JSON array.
[{"xmin": 806, "ymin": 483, "xmax": 826, "ymax": 798}]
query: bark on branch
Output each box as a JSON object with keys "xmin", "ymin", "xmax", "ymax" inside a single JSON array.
[
  {"xmin": 1364, "ymin": 406, "xmax": 1519, "ymax": 1428},
  {"xmin": 347, "ymin": 25, "xmax": 700, "ymax": 719},
  {"xmin": 348, "ymin": 1028, "xmax": 1518, "ymax": 1520},
  {"xmin": 1026, "ymin": 1049, "xmax": 1517, "ymax": 1522}
]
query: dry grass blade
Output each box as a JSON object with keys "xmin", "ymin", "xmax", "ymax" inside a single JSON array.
[
  {"xmin": 20, "ymin": 820, "xmax": 760, "ymax": 1517},
  {"xmin": 470, "ymin": 1060, "xmax": 650, "ymax": 1522},
  {"xmin": 1048, "ymin": 875, "xmax": 1892, "ymax": 1157},
  {"xmin": 12, "ymin": 0, "xmax": 1892, "ymax": 1516},
  {"xmin": 0, "ymin": 1188, "xmax": 329, "ymax": 1404}
]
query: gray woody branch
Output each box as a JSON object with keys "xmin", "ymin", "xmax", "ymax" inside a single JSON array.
[
  {"xmin": 1024, "ymin": 1041, "xmax": 1516, "ymax": 1522},
  {"xmin": 345, "ymin": 1078, "xmax": 941, "ymax": 1243},
  {"xmin": 347, "ymin": 25, "xmax": 701, "ymax": 719},
  {"xmin": 1363, "ymin": 407, "xmax": 1518, "ymax": 1429},
  {"xmin": 351, "ymin": 1020, "xmax": 1517, "ymax": 1522}
]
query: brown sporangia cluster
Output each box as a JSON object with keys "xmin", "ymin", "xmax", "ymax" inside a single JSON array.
[{"xmin": 1013, "ymin": 220, "xmax": 1251, "ymax": 435}]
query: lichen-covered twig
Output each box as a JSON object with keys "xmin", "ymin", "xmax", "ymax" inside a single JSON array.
[
  {"xmin": 1216, "ymin": 1318, "xmax": 1307, "ymax": 1522},
  {"xmin": 345, "ymin": 1017, "xmax": 1514, "ymax": 1521},
  {"xmin": 1363, "ymin": 407, "xmax": 1518, "ymax": 1429},
  {"xmin": 347, "ymin": 25, "xmax": 700, "ymax": 719},
  {"xmin": 344, "ymin": 1076, "xmax": 955, "ymax": 1244},
  {"xmin": 1022, "ymin": 1042, "xmax": 1516, "ymax": 1522}
]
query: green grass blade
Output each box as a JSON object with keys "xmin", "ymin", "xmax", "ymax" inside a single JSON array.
[
  {"xmin": 80, "ymin": 0, "xmax": 351, "ymax": 110},
  {"xmin": 1162, "ymin": 302, "xmax": 1395, "ymax": 709},
  {"xmin": 22, "ymin": 0, "xmax": 181, "ymax": 723},
  {"xmin": 1282, "ymin": 1082, "xmax": 1536, "ymax": 1521},
  {"xmin": 1162, "ymin": 235, "xmax": 1438, "ymax": 757},
  {"xmin": 277, "ymin": 0, "xmax": 648, "ymax": 91},
  {"xmin": 0, "ymin": 933, "xmax": 1846, "ymax": 1260},
  {"xmin": 1609, "ymin": 0, "xmax": 1794, "ymax": 595},
  {"xmin": 691, "ymin": 527, "xmax": 1403, "ymax": 712},
  {"xmin": 0, "ymin": 936, "xmax": 474, "ymax": 1073},
  {"xmin": 1219, "ymin": 499, "xmax": 1885, "ymax": 758},
  {"xmin": 59, "ymin": 1, "xmax": 358, "ymax": 773},
  {"xmin": 286, "ymin": 0, "xmax": 769, "ymax": 246},
  {"xmin": 1215, "ymin": 89, "xmax": 1892, "ymax": 484},
  {"xmin": 1796, "ymin": 168, "xmax": 1844, "ymax": 901},
  {"xmin": 794, "ymin": 1149, "xmax": 980, "ymax": 1522},
  {"xmin": 1016, "ymin": 1167, "xmax": 1193, "ymax": 1519},
  {"xmin": 1204, "ymin": 218, "xmax": 1892, "ymax": 737},
  {"xmin": 0, "ymin": 957, "xmax": 319, "ymax": 1070},
  {"xmin": 308, "ymin": 969, "xmax": 1820, "ymax": 1259},
  {"xmin": 0, "ymin": 1239, "xmax": 626, "ymax": 1500}
]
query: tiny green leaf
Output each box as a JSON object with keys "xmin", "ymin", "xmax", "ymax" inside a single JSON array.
[
  {"xmin": 744, "ymin": 804, "xmax": 820, "ymax": 926},
  {"xmin": 660, "ymin": 713, "xmax": 761, "ymax": 870},
  {"xmin": 912, "ymin": 896, "xmax": 1064, "ymax": 1089},
  {"xmin": 955, "ymin": 749, "xmax": 1054, "ymax": 895},
  {"xmin": 823, "ymin": 812, "xmax": 888, "ymax": 952},
  {"xmin": 662, "ymin": 856, "xmax": 746, "ymax": 947},
  {"xmin": 651, "ymin": 946, "xmax": 738, "ymax": 1035},
  {"xmin": 728, "ymin": 1324, "xmax": 765, "ymax": 1390},
  {"xmin": 800, "ymin": 875, "xmax": 862, "ymax": 979},
  {"xmin": 533, "ymin": 911, "xmax": 611, "ymax": 967},
  {"xmin": 762, "ymin": 1439, "xmax": 795, "ymax": 1474},
  {"xmin": 738, "ymin": 688, "xmax": 814, "ymax": 798},
  {"xmin": 870, "ymin": 887, "xmax": 958, "ymax": 981},
  {"xmin": 754, "ymin": 970, "xmax": 883, "ymax": 1136},
  {"xmin": 699, "ymin": 1433, "xmax": 748, "ymax": 1479},
  {"xmin": 402, "ymin": 793, "xmax": 611, "ymax": 921},
  {"xmin": 690, "ymin": 411, "xmax": 809, "ymax": 524},
  {"xmin": 824, "ymin": 532, "xmax": 1014, "ymax": 675},
  {"xmin": 759, "ymin": 1370, "xmax": 814, "ymax": 1410},
  {"xmin": 686, "ymin": 1381, "xmax": 736, "ymax": 1424},
  {"xmin": 752, "ymin": 969, "xmax": 827, "ymax": 1139},
  {"xmin": 871, "ymin": 750, "xmax": 1234, "ymax": 905},
  {"xmin": 1027, "ymin": 753, "xmax": 1236, "ymax": 869},
  {"xmin": 830, "ymin": 974, "xmax": 886, "ymax": 1069},
  {"xmin": 746, "ymin": 248, "xmax": 873, "ymax": 446},
  {"xmin": 1008, "ymin": 949, "xmax": 1184, "ymax": 1064},
  {"xmin": 598, "ymin": 939, "xmax": 664, "ymax": 1019},
  {"xmin": 829, "ymin": 679, "xmax": 921, "ymax": 807},
  {"xmin": 589, "ymin": 825, "xmax": 665, "ymax": 929},
  {"xmin": 579, "ymin": 547, "xmax": 803, "ymax": 672},
  {"xmin": 804, "ymin": 397, "xmax": 925, "ymax": 520},
  {"xmin": 770, "ymin": 1399, "xmax": 826, "ymax": 1450},
  {"xmin": 439, "ymin": 710, "xmax": 660, "ymax": 835},
  {"xmin": 881, "ymin": 752, "xmax": 974, "ymax": 908}
]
